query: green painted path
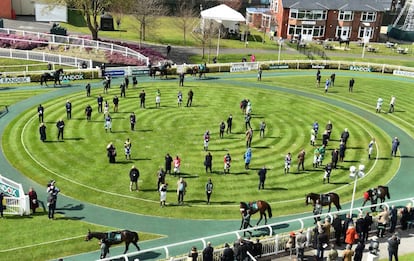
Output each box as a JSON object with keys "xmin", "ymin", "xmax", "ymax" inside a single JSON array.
[{"xmin": 1, "ymin": 71, "xmax": 413, "ymax": 260}]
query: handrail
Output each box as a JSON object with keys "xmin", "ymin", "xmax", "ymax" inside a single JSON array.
[
  {"xmin": 0, "ymin": 28, "xmax": 149, "ymax": 65},
  {"xmin": 100, "ymin": 197, "xmax": 414, "ymax": 261}
]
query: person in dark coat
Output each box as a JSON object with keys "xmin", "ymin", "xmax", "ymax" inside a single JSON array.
[
  {"xmin": 129, "ymin": 112, "xmax": 136, "ymax": 131},
  {"xmin": 165, "ymin": 153, "xmax": 173, "ymax": 174},
  {"xmin": 332, "ymin": 214, "xmax": 342, "ymax": 246},
  {"xmin": 387, "ymin": 233, "xmax": 400, "ymax": 261},
  {"xmin": 186, "ymin": 89, "xmax": 194, "ymax": 107},
  {"xmin": 204, "ymin": 152, "xmax": 213, "ymax": 173},
  {"xmin": 221, "ymin": 243, "xmax": 234, "ymax": 261},
  {"xmin": 389, "ymin": 205, "xmax": 398, "ymax": 233},
  {"xmin": 363, "ymin": 212, "xmax": 373, "ymax": 242},
  {"xmin": 354, "ymin": 239, "xmax": 365, "ymax": 261},
  {"xmin": 339, "ymin": 141, "xmax": 346, "ymax": 162},
  {"xmin": 258, "ymin": 166, "xmax": 267, "ymax": 190},
  {"xmin": 0, "ymin": 192, "xmax": 4, "ymax": 218},
  {"xmin": 316, "ymin": 226, "xmax": 328, "ymax": 261},
  {"xmin": 391, "ymin": 137, "xmax": 400, "ymax": 157},
  {"xmin": 39, "ymin": 122, "xmax": 47, "ymax": 142},
  {"xmin": 340, "ymin": 128, "xmax": 350, "ymax": 144},
  {"xmin": 47, "ymin": 194, "xmax": 56, "ymax": 219},
  {"xmin": 355, "ymin": 214, "xmax": 365, "ymax": 241},
  {"xmin": 226, "ymin": 114, "xmax": 233, "ymax": 134},
  {"xmin": 65, "ymin": 100, "xmax": 72, "ymax": 119},
  {"xmin": 202, "ymin": 242, "xmax": 214, "ymax": 261},
  {"xmin": 124, "ymin": 76, "xmax": 129, "ymax": 88},
  {"xmin": 331, "ymin": 148, "xmax": 339, "ymax": 168},
  {"xmin": 129, "ymin": 165, "xmax": 139, "ymax": 191},
  {"xmin": 85, "ymin": 104, "xmax": 92, "ymax": 120},
  {"xmin": 38, "ymin": 104, "xmax": 44, "ymax": 122},
  {"xmin": 106, "ymin": 142, "xmax": 116, "ymax": 163},
  {"xmin": 56, "ymin": 119, "xmax": 65, "ymax": 140},
  {"xmin": 85, "ymin": 83, "xmax": 91, "ymax": 97}
]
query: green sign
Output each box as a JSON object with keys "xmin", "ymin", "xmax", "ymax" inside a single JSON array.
[
  {"xmin": 0, "ymin": 182, "xmax": 20, "ymax": 197},
  {"xmin": 132, "ymin": 69, "xmax": 150, "ymax": 76}
]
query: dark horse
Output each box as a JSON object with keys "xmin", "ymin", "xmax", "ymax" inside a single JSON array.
[
  {"xmin": 306, "ymin": 192, "xmax": 341, "ymax": 212},
  {"xmin": 335, "ymin": 37, "xmax": 350, "ymax": 48},
  {"xmin": 149, "ymin": 62, "xmax": 172, "ymax": 79},
  {"xmin": 85, "ymin": 229, "xmax": 140, "ymax": 254},
  {"xmin": 40, "ymin": 68, "xmax": 64, "ymax": 87},
  {"xmin": 362, "ymin": 186, "xmax": 391, "ymax": 210},
  {"xmin": 240, "ymin": 200, "xmax": 273, "ymax": 226}
]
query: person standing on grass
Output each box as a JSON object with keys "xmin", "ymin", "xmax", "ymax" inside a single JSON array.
[
  {"xmin": 106, "ymin": 142, "xmax": 116, "ymax": 163},
  {"xmin": 157, "ymin": 167, "xmax": 166, "ymax": 191},
  {"xmin": 38, "ymin": 104, "xmax": 44, "ymax": 123},
  {"xmin": 165, "ymin": 153, "xmax": 173, "ymax": 174},
  {"xmin": 331, "ymin": 148, "xmax": 339, "ymax": 169},
  {"xmin": 224, "ymin": 153, "xmax": 232, "ymax": 174},
  {"xmin": 368, "ymin": 138, "xmax": 375, "ymax": 159},
  {"xmin": 85, "ymin": 104, "xmax": 92, "ymax": 121},
  {"xmin": 244, "ymin": 148, "xmax": 252, "ymax": 170},
  {"xmin": 226, "ymin": 114, "xmax": 233, "ymax": 134},
  {"xmin": 103, "ymin": 100, "xmax": 109, "ymax": 118},
  {"xmin": 85, "ymin": 82, "xmax": 91, "ymax": 97},
  {"xmin": 203, "ymin": 130, "xmax": 210, "ymax": 151},
  {"xmin": 129, "ymin": 165, "xmax": 139, "ymax": 192},
  {"xmin": 245, "ymin": 113, "xmax": 252, "ymax": 130},
  {"xmin": 28, "ymin": 187, "xmax": 39, "ymax": 214},
  {"xmin": 258, "ymin": 166, "xmax": 267, "ymax": 190},
  {"xmin": 324, "ymin": 78, "xmax": 330, "ymax": 93},
  {"xmin": 204, "ymin": 152, "xmax": 213, "ymax": 173},
  {"xmin": 389, "ymin": 96, "xmax": 396, "ymax": 113},
  {"xmin": 179, "ymin": 72, "xmax": 185, "ymax": 86},
  {"xmin": 39, "ymin": 122, "xmax": 47, "ymax": 142},
  {"xmin": 124, "ymin": 76, "xmax": 129, "ymax": 89},
  {"xmin": 155, "ymin": 89, "xmax": 161, "ymax": 108},
  {"xmin": 104, "ymin": 114, "xmax": 112, "ymax": 132},
  {"xmin": 376, "ymin": 97, "xmax": 383, "ymax": 113},
  {"xmin": 313, "ymin": 120, "xmax": 319, "ymax": 137},
  {"xmin": 97, "ymin": 94, "xmax": 103, "ymax": 113},
  {"xmin": 139, "ymin": 89, "xmax": 146, "ymax": 108},
  {"xmin": 297, "ymin": 148, "xmax": 306, "ymax": 172},
  {"xmin": 311, "ymin": 128, "xmax": 316, "ymax": 146},
  {"xmin": 284, "ymin": 152, "xmax": 291, "ymax": 174},
  {"xmin": 56, "ymin": 119, "xmax": 65, "ymax": 140},
  {"xmin": 130, "ymin": 112, "xmax": 136, "ymax": 131},
  {"xmin": 176, "ymin": 177, "xmax": 187, "ymax": 205},
  {"xmin": 257, "ymin": 67, "xmax": 262, "ymax": 81},
  {"xmin": 65, "ymin": 100, "xmax": 72, "ymax": 119},
  {"xmin": 259, "ymin": 121, "xmax": 266, "ymax": 138},
  {"xmin": 177, "ymin": 90, "xmax": 183, "ymax": 107},
  {"xmin": 391, "ymin": 137, "xmax": 400, "ymax": 157},
  {"xmin": 113, "ymin": 95, "xmax": 119, "ymax": 112},
  {"xmin": 159, "ymin": 183, "xmax": 168, "ymax": 207},
  {"xmin": 186, "ymin": 89, "xmax": 194, "ymax": 107},
  {"xmin": 349, "ymin": 78, "xmax": 355, "ymax": 92},
  {"xmin": 173, "ymin": 155, "xmax": 181, "ymax": 176},
  {"xmin": 205, "ymin": 178, "xmax": 213, "ymax": 205},
  {"xmin": 316, "ymin": 69, "xmax": 321, "ymax": 87},
  {"xmin": 245, "ymin": 128, "xmax": 253, "ymax": 148},
  {"xmin": 219, "ymin": 121, "xmax": 225, "ymax": 138},
  {"xmin": 124, "ymin": 138, "xmax": 132, "ymax": 160},
  {"xmin": 330, "ymin": 73, "xmax": 336, "ymax": 87},
  {"xmin": 120, "ymin": 82, "xmax": 126, "ymax": 97},
  {"xmin": 339, "ymin": 140, "xmax": 346, "ymax": 162}
]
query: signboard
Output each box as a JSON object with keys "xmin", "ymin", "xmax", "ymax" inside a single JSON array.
[
  {"xmin": 0, "ymin": 176, "xmax": 20, "ymax": 197},
  {"xmin": 393, "ymin": 70, "xmax": 414, "ymax": 78},
  {"xmin": 105, "ymin": 70, "xmax": 125, "ymax": 77},
  {"xmin": 59, "ymin": 74, "xmax": 84, "ymax": 81},
  {"xmin": 349, "ymin": 66, "xmax": 372, "ymax": 72},
  {"xmin": 131, "ymin": 68, "xmax": 150, "ymax": 76},
  {"xmin": 302, "ymin": 21, "xmax": 316, "ymax": 25},
  {"xmin": 0, "ymin": 77, "xmax": 31, "ymax": 84},
  {"xmin": 312, "ymin": 65, "xmax": 325, "ymax": 69},
  {"xmin": 230, "ymin": 62, "xmax": 259, "ymax": 73},
  {"xmin": 269, "ymin": 64, "xmax": 289, "ymax": 69}
]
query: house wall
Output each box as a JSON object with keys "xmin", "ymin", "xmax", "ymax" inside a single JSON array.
[{"xmin": 0, "ymin": 0, "xmax": 13, "ymax": 19}]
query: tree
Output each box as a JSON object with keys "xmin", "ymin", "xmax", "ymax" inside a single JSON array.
[
  {"xmin": 129, "ymin": 0, "xmax": 167, "ymax": 42},
  {"xmin": 176, "ymin": 0, "xmax": 198, "ymax": 45}
]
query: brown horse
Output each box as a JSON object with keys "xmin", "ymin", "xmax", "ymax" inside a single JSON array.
[
  {"xmin": 362, "ymin": 186, "xmax": 391, "ymax": 210},
  {"xmin": 85, "ymin": 229, "xmax": 140, "ymax": 254},
  {"xmin": 240, "ymin": 200, "xmax": 273, "ymax": 226},
  {"xmin": 306, "ymin": 192, "xmax": 341, "ymax": 212}
]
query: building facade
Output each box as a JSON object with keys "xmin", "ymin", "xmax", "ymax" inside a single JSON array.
[{"xmin": 247, "ymin": 0, "xmax": 393, "ymax": 42}]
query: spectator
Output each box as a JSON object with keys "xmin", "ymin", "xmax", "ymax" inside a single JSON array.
[
  {"xmin": 345, "ymin": 224, "xmax": 358, "ymax": 247},
  {"xmin": 327, "ymin": 243, "xmax": 338, "ymax": 261},
  {"xmin": 391, "ymin": 137, "xmax": 400, "ymax": 157},
  {"xmin": 387, "ymin": 233, "xmax": 400, "ymax": 261},
  {"xmin": 295, "ymin": 229, "xmax": 306, "ymax": 261},
  {"xmin": 389, "ymin": 96, "xmax": 396, "ymax": 113},
  {"xmin": 176, "ymin": 177, "xmax": 187, "ymax": 205},
  {"xmin": 205, "ymin": 178, "xmax": 213, "ymax": 205},
  {"xmin": 354, "ymin": 239, "xmax": 365, "ymax": 261},
  {"xmin": 188, "ymin": 246, "xmax": 198, "ymax": 261},
  {"xmin": 129, "ymin": 165, "xmax": 139, "ymax": 192},
  {"xmin": 342, "ymin": 244, "xmax": 354, "ymax": 261},
  {"xmin": 159, "ymin": 182, "xmax": 167, "ymax": 207},
  {"xmin": 257, "ymin": 166, "xmax": 267, "ymax": 190},
  {"xmin": 221, "ymin": 243, "xmax": 234, "ymax": 261},
  {"xmin": 28, "ymin": 187, "xmax": 39, "ymax": 214},
  {"xmin": 202, "ymin": 242, "xmax": 214, "ymax": 261},
  {"xmin": 204, "ymin": 152, "xmax": 213, "ymax": 173}
]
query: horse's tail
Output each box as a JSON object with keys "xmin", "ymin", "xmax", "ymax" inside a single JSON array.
[
  {"xmin": 384, "ymin": 186, "xmax": 391, "ymax": 199},
  {"xmin": 267, "ymin": 203, "xmax": 273, "ymax": 219},
  {"xmin": 133, "ymin": 231, "xmax": 139, "ymax": 243},
  {"xmin": 333, "ymin": 193, "xmax": 342, "ymax": 210}
]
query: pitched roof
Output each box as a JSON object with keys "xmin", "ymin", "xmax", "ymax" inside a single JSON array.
[{"xmin": 282, "ymin": 0, "xmax": 392, "ymax": 12}]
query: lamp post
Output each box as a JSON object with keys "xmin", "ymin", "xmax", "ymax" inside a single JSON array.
[
  {"xmin": 349, "ymin": 165, "xmax": 365, "ymax": 216},
  {"xmin": 278, "ymin": 37, "xmax": 284, "ymax": 64}
]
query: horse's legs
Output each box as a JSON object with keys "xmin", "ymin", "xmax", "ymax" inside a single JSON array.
[
  {"xmin": 328, "ymin": 203, "xmax": 331, "ymax": 212},
  {"xmin": 256, "ymin": 214, "xmax": 263, "ymax": 226},
  {"xmin": 123, "ymin": 242, "xmax": 130, "ymax": 254},
  {"xmin": 133, "ymin": 241, "xmax": 140, "ymax": 251},
  {"xmin": 362, "ymin": 199, "xmax": 367, "ymax": 207}
]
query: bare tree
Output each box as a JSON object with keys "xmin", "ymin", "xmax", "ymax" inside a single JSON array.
[
  {"xmin": 129, "ymin": 0, "xmax": 167, "ymax": 42},
  {"xmin": 42, "ymin": 0, "xmax": 112, "ymax": 40},
  {"xmin": 176, "ymin": 0, "xmax": 198, "ymax": 45}
]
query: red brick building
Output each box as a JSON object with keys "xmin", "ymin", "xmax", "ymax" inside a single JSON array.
[
  {"xmin": 247, "ymin": 0, "xmax": 392, "ymax": 42},
  {"xmin": 0, "ymin": 0, "xmax": 13, "ymax": 19}
]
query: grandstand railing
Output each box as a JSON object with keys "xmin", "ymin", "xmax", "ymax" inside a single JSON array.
[
  {"xmin": 0, "ymin": 47, "xmax": 92, "ymax": 68},
  {"xmin": 100, "ymin": 197, "xmax": 414, "ymax": 261},
  {"xmin": 0, "ymin": 28, "xmax": 149, "ymax": 66}
]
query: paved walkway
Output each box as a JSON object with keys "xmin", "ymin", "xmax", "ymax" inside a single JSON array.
[{"xmin": 1, "ymin": 17, "xmax": 414, "ymax": 261}]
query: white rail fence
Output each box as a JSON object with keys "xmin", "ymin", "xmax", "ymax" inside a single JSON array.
[
  {"xmin": 100, "ymin": 197, "xmax": 414, "ymax": 261},
  {"xmin": 0, "ymin": 28, "xmax": 148, "ymax": 65}
]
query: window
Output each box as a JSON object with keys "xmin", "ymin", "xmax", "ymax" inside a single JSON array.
[
  {"xmin": 336, "ymin": 26, "xmax": 351, "ymax": 39},
  {"xmin": 338, "ymin": 11, "xmax": 353, "ymax": 21},
  {"xmin": 262, "ymin": 15, "xmax": 271, "ymax": 28},
  {"xmin": 270, "ymin": 0, "xmax": 278, "ymax": 12},
  {"xmin": 288, "ymin": 25, "xmax": 325, "ymax": 37},
  {"xmin": 361, "ymin": 12, "xmax": 376, "ymax": 22},
  {"xmin": 290, "ymin": 9, "xmax": 327, "ymax": 20},
  {"xmin": 358, "ymin": 27, "xmax": 374, "ymax": 38},
  {"xmin": 313, "ymin": 26, "xmax": 325, "ymax": 37}
]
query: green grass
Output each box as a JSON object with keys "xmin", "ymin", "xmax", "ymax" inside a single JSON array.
[
  {"xmin": 0, "ymin": 210, "xmax": 159, "ymax": 261},
  {"xmin": 2, "ymin": 71, "xmax": 404, "ymax": 221}
]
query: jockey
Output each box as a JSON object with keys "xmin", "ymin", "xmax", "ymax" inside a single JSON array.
[
  {"xmin": 203, "ymin": 130, "xmax": 210, "ymax": 151},
  {"xmin": 224, "ymin": 153, "xmax": 231, "ymax": 174}
]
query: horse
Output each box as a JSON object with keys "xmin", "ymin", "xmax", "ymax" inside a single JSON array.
[
  {"xmin": 306, "ymin": 192, "xmax": 341, "ymax": 212},
  {"xmin": 85, "ymin": 229, "xmax": 140, "ymax": 254},
  {"xmin": 335, "ymin": 37, "xmax": 350, "ymax": 48},
  {"xmin": 191, "ymin": 64, "xmax": 208, "ymax": 78},
  {"xmin": 362, "ymin": 186, "xmax": 391, "ymax": 210},
  {"xmin": 149, "ymin": 62, "xmax": 172, "ymax": 79},
  {"xmin": 240, "ymin": 200, "xmax": 272, "ymax": 226},
  {"xmin": 40, "ymin": 68, "xmax": 64, "ymax": 87}
]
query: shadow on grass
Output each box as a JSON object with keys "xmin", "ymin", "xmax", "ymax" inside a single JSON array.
[
  {"xmin": 137, "ymin": 129, "xmax": 153, "ymax": 132},
  {"xmin": 131, "ymin": 157, "xmax": 151, "ymax": 161},
  {"xmin": 376, "ymin": 157, "xmax": 392, "ymax": 160},
  {"xmin": 57, "ymin": 203, "xmax": 84, "ymax": 211},
  {"xmin": 64, "ymin": 137, "xmax": 84, "ymax": 141},
  {"xmin": 111, "ymin": 130, "xmax": 128, "ymax": 133},
  {"xmin": 55, "ymin": 216, "xmax": 85, "ymax": 221},
  {"xmin": 252, "ymin": 146, "xmax": 270, "ymax": 149},
  {"xmin": 264, "ymin": 187, "xmax": 288, "ymax": 191},
  {"xmin": 400, "ymin": 155, "xmax": 414, "ymax": 158},
  {"xmin": 134, "ymin": 251, "xmax": 162, "ymax": 260},
  {"xmin": 329, "ymin": 182, "xmax": 349, "ymax": 185}
]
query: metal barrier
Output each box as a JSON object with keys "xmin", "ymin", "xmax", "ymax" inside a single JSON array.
[
  {"xmin": 100, "ymin": 197, "xmax": 414, "ymax": 261},
  {"xmin": 0, "ymin": 28, "xmax": 148, "ymax": 66}
]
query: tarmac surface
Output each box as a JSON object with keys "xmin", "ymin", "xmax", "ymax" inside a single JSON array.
[{"xmin": 1, "ymin": 17, "xmax": 414, "ymax": 261}]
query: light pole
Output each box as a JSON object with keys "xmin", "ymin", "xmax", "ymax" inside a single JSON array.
[
  {"xmin": 278, "ymin": 37, "xmax": 284, "ymax": 64},
  {"xmin": 349, "ymin": 165, "xmax": 365, "ymax": 216}
]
